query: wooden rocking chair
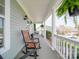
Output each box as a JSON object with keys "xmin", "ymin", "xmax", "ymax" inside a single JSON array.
[{"xmin": 20, "ymin": 30, "xmax": 40, "ymax": 59}]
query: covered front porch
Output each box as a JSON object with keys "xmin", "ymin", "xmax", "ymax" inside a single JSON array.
[
  {"xmin": 15, "ymin": 35, "xmax": 62, "ymax": 59},
  {"xmin": 0, "ymin": 0, "xmax": 79, "ymax": 59}
]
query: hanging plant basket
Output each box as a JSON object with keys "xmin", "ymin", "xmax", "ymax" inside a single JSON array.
[
  {"xmin": 56, "ymin": 0, "xmax": 79, "ymax": 17},
  {"xmin": 27, "ymin": 20, "xmax": 32, "ymax": 24},
  {"xmin": 68, "ymin": 5, "xmax": 79, "ymax": 16}
]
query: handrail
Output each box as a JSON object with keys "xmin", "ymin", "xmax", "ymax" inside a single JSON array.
[{"xmin": 54, "ymin": 34, "xmax": 79, "ymax": 45}]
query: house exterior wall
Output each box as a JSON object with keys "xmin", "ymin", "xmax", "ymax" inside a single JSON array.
[{"xmin": 2, "ymin": 0, "xmax": 34, "ymax": 59}]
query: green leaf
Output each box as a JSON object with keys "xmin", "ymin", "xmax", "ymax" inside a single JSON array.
[{"xmin": 71, "ymin": 6, "xmax": 74, "ymax": 13}]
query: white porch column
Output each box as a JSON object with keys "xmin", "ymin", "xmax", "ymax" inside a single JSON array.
[
  {"xmin": 44, "ymin": 21, "xmax": 46, "ymax": 39},
  {"xmin": 52, "ymin": 9, "xmax": 56, "ymax": 50}
]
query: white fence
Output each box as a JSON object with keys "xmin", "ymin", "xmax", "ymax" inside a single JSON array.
[{"xmin": 53, "ymin": 34, "xmax": 79, "ymax": 59}]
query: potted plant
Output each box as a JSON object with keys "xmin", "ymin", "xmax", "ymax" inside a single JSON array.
[
  {"xmin": 56, "ymin": 0, "xmax": 79, "ymax": 17},
  {"xmin": 46, "ymin": 30, "xmax": 52, "ymax": 39},
  {"xmin": 68, "ymin": 5, "xmax": 79, "ymax": 16}
]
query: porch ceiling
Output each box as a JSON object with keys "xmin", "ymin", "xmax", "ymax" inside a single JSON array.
[{"xmin": 16, "ymin": 0, "xmax": 55, "ymax": 23}]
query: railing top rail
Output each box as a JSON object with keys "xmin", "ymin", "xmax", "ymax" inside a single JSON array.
[{"xmin": 54, "ymin": 34, "xmax": 79, "ymax": 45}]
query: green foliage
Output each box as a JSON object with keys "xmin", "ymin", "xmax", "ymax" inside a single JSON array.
[
  {"xmin": 56, "ymin": 0, "xmax": 68, "ymax": 16},
  {"xmin": 46, "ymin": 30, "xmax": 52, "ymax": 39},
  {"xmin": 56, "ymin": 0, "xmax": 79, "ymax": 17}
]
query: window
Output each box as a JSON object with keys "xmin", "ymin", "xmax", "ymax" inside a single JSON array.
[
  {"xmin": 0, "ymin": 0, "xmax": 5, "ymax": 48},
  {"xmin": 0, "ymin": 0, "xmax": 10, "ymax": 54},
  {"xmin": 0, "ymin": 17, "xmax": 4, "ymax": 47}
]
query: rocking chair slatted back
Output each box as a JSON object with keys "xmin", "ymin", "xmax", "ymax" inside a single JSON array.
[{"xmin": 21, "ymin": 30, "xmax": 32, "ymax": 42}]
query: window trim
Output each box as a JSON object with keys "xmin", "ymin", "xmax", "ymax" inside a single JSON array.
[{"xmin": 0, "ymin": 0, "xmax": 10, "ymax": 54}]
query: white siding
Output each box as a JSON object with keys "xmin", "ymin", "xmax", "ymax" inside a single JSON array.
[{"xmin": 2, "ymin": 0, "xmax": 34, "ymax": 59}]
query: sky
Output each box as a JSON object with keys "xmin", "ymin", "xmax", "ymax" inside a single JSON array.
[
  {"xmin": 36, "ymin": 14, "xmax": 79, "ymax": 30},
  {"xmin": 56, "ymin": 15, "xmax": 75, "ymax": 27},
  {"xmin": 45, "ymin": 15, "xmax": 52, "ymax": 26},
  {"xmin": 44, "ymin": 14, "xmax": 75, "ymax": 27}
]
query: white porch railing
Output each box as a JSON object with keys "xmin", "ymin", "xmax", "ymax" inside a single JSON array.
[{"xmin": 53, "ymin": 34, "xmax": 79, "ymax": 59}]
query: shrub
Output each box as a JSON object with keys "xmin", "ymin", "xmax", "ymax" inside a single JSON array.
[{"xmin": 46, "ymin": 30, "xmax": 52, "ymax": 39}]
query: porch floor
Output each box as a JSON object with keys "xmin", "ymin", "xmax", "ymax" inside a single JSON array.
[{"xmin": 15, "ymin": 35, "xmax": 62, "ymax": 59}]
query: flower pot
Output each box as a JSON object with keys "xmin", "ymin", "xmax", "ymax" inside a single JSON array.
[{"xmin": 68, "ymin": 5, "xmax": 79, "ymax": 16}]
